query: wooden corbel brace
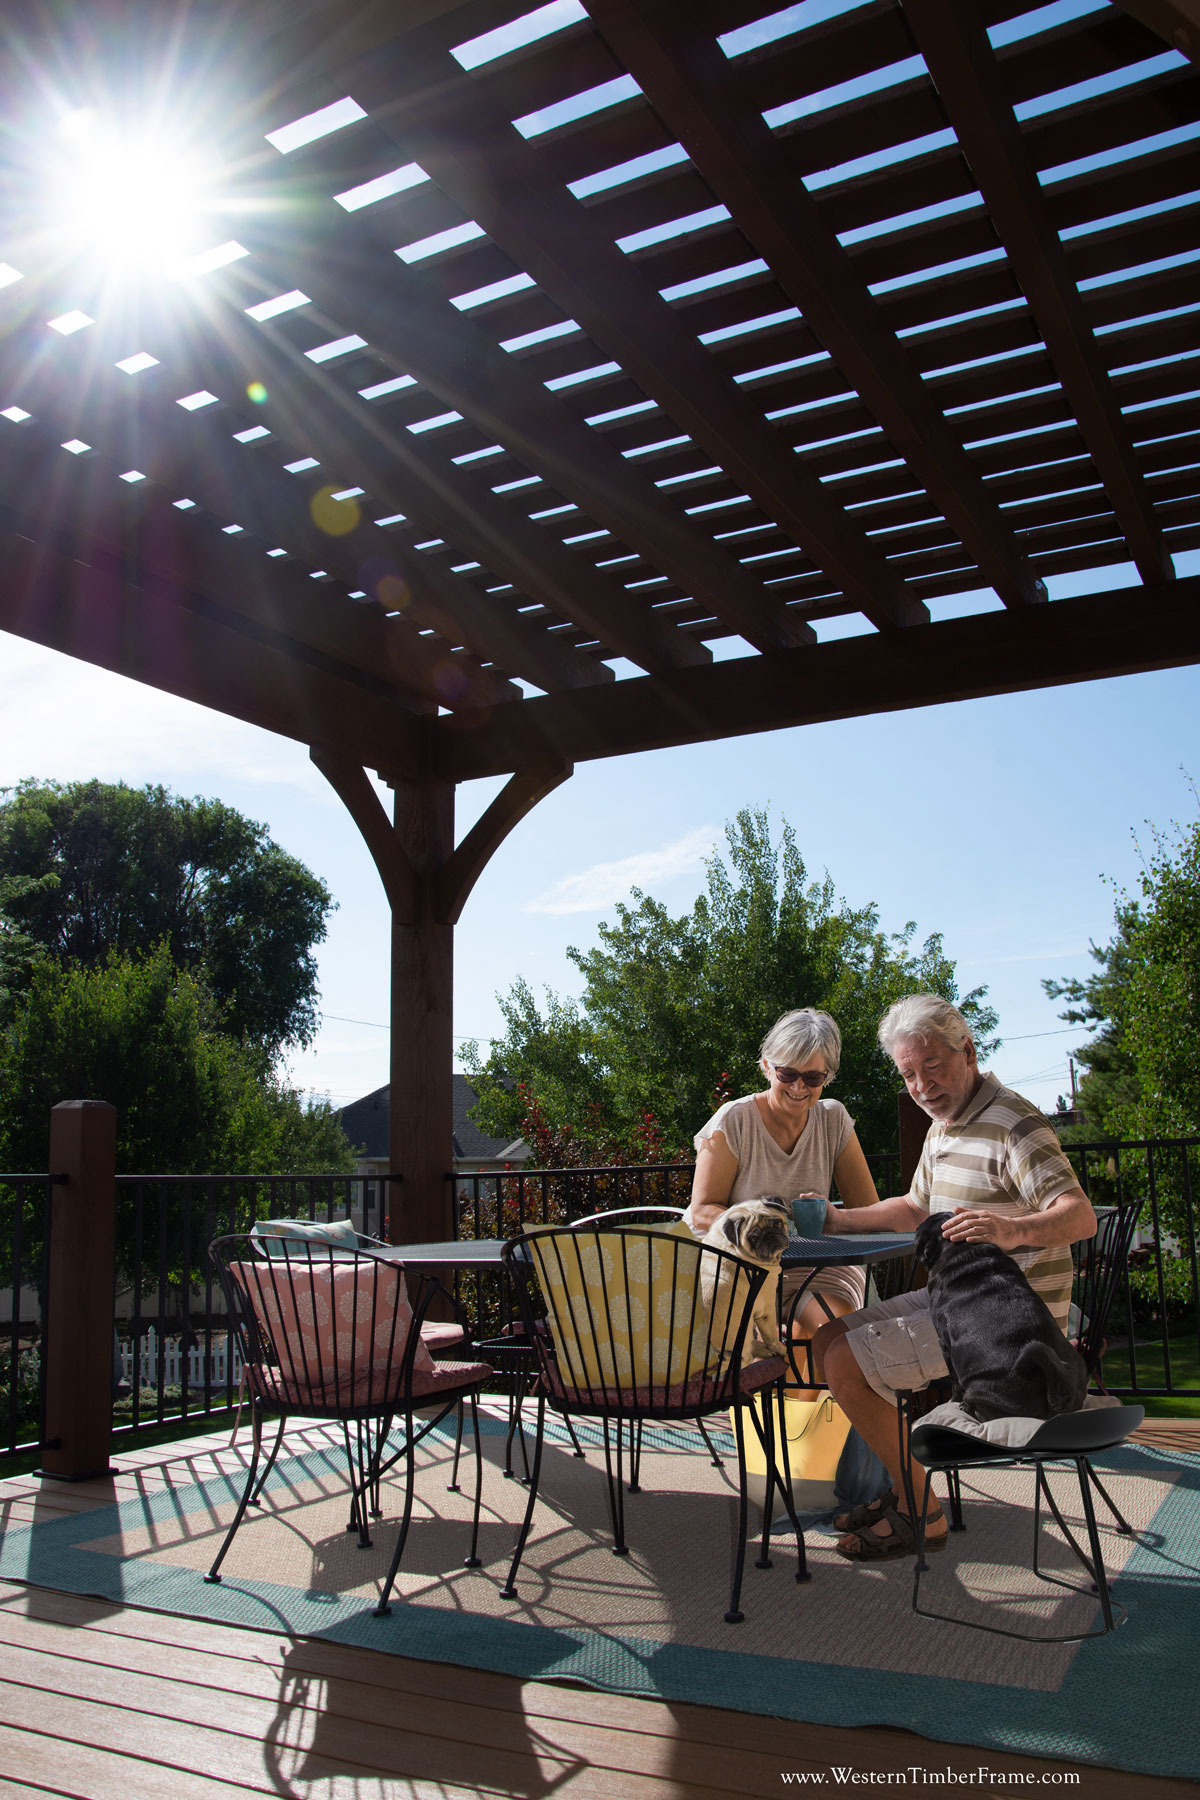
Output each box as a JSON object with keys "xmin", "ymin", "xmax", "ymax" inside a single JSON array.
[
  {"xmin": 309, "ymin": 746, "xmax": 418, "ymax": 919},
  {"xmin": 435, "ymin": 759, "xmax": 573, "ymax": 925}
]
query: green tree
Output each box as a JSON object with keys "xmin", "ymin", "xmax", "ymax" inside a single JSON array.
[
  {"xmin": 0, "ymin": 872, "xmax": 57, "ymax": 1019},
  {"xmin": 0, "ymin": 942, "xmax": 355, "ymax": 1296},
  {"xmin": 1047, "ymin": 803, "xmax": 1200, "ymax": 1146},
  {"xmin": 1042, "ymin": 906, "xmax": 1141, "ymax": 1140},
  {"xmin": 467, "ymin": 809, "xmax": 997, "ymax": 1159},
  {"xmin": 0, "ymin": 780, "xmax": 333, "ymax": 1057},
  {"xmin": 0, "ymin": 942, "xmax": 353, "ymax": 1179}
]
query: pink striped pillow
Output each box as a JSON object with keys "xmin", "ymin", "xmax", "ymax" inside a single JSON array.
[{"xmin": 233, "ymin": 1259, "xmax": 436, "ymax": 1386}]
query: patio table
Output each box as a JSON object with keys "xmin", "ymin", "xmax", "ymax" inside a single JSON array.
[
  {"xmin": 779, "ymin": 1231, "xmax": 916, "ymax": 1388},
  {"xmin": 375, "ymin": 1230, "xmax": 916, "ymax": 1270},
  {"xmin": 378, "ymin": 1238, "xmax": 543, "ymax": 1477},
  {"xmin": 378, "ymin": 1232, "xmax": 917, "ymax": 1466},
  {"xmin": 375, "ymin": 1239, "xmax": 506, "ymax": 1269}
]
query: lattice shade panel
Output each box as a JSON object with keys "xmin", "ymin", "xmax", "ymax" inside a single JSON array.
[{"xmin": 1, "ymin": 0, "xmax": 1198, "ymax": 778}]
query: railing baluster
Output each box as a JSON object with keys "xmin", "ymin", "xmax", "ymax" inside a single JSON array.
[
  {"xmin": 1145, "ymin": 1143, "xmax": 1172, "ymax": 1392},
  {"xmin": 7, "ymin": 1181, "xmax": 24, "ymax": 1453},
  {"xmin": 1185, "ymin": 1145, "xmax": 1200, "ymax": 1375},
  {"xmin": 180, "ymin": 1179, "xmax": 194, "ymax": 1419},
  {"xmin": 7, "ymin": 1136, "xmax": 1199, "ymax": 1472}
]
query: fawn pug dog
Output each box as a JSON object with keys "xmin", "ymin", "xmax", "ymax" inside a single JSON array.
[
  {"xmin": 916, "ymin": 1213, "xmax": 1088, "ymax": 1420},
  {"xmin": 701, "ymin": 1196, "xmax": 791, "ymax": 1360}
]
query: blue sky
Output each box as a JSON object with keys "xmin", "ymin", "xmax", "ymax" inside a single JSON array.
[
  {"xmin": 2, "ymin": 553, "xmax": 1196, "ymax": 1132},
  {"xmin": 3, "ymin": 0, "xmax": 1195, "ymax": 1138}
]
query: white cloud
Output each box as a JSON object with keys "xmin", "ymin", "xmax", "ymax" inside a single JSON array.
[
  {"xmin": 0, "ymin": 632, "xmax": 328, "ymax": 795},
  {"xmin": 961, "ymin": 946, "xmax": 1089, "ymax": 966},
  {"xmin": 524, "ymin": 825, "xmax": 718, "ymax": 915}
]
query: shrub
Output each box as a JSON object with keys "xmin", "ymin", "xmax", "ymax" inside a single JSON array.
[
  {"xmin": 0, "ymin": 1345, "xmax": 41, "ymax": 1446},
  {"xmin": 1117, "ymin": 1255, "xmax": 1198, "ymax": 1331}
]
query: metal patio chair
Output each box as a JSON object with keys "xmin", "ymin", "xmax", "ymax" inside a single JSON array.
[
  {"xmin": 905, "ymin": 1402, "xmax": 1146, "ymax": 1641},
  {"xmin": 205, "ymin": 1234, "xmax": 493, "ymax": 1617},
  {"xmin": 903, "ymin": 1200, "xmax": 1146, "ymax": 1535},
  {"xmin": 499, "ymin": 1223, "xmax": 805, "ymax": 1623},
  {"xmin": 563, "ymin": 1204, "xmax": 726, "ymax": 1472},
  {"xmin": 358, "ymin": 1229, "xmax": 475, "ymax": 1490},
  {"xmin": 468, "ymin": 1208, "xmax": 677, "ymax": 1485},
  {"xmin": 897, "ymin": 1203, "xmax": 1149, "ymax": 1639}
]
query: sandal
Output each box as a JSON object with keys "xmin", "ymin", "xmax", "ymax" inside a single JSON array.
[
  {"xmin": 832, "ymin": 1486, "xmax": 898, "ymax": 1533},
  {"xmin": 835, "ymin": 1505, "xmax": 948, "ymax": 1562}
]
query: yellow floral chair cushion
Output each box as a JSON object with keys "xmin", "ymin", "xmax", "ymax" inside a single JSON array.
[{"xmin": 526, "ymin": 1221, "xmax": 755, "ymax": 1397}]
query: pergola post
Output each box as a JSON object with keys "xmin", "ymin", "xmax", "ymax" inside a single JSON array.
[
  {"xmin": 898, "ymin": 1089, "xmax": 931, "ymax": 1193},
  {"xmin": 312, "ymin": 746, "xmax": 571, "ymax": 1245},
  {"xmin": 40, "ymin": 1101, "xmax": 118, "ymax": 1481},
  {"xmin": 386, "ymin": 775, "xmax": 455, "ymax": 1245}
]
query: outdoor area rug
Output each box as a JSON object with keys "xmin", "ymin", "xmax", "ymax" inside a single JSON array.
[{"xmin": 1, "ymin": 1406, "xmax": 1196, "ymax": 1782}]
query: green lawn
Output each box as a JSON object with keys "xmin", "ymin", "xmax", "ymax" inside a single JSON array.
[{"xmin": 1099, "ymin": 1335, "xmax": 1200, "ymax": 1417}]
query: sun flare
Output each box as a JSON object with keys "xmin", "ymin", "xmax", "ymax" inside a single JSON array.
[{"xmin": 51, "ymin": 109, "xmax": 214, "ymax": 279}]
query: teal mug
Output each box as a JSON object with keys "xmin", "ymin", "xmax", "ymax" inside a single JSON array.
[{"xmin": 790, "ymin": 1195, "xmax": 828, "ymax": 1237}]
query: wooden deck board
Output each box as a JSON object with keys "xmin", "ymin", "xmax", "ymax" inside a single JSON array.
[{"xmin": 0, "ymin": 1421, "xmax": 1194, "ymax": 1798}]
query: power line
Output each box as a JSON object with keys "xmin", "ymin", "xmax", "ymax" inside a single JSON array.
[
  {"xmin": 1002, "ymin": 1026, "xmax": 1088, "ymax": 1042},
  {"xmin": 319, "ymin": 1014, "xmax": 1089, "ymax": 1046},
  {"xmin": 320, "ymin": 1012, "xmax": 484, "ymax": 1041},
  {"xmin": 1003, "ymin": 1064, "xmax": 1071, "ymax": 1086}
]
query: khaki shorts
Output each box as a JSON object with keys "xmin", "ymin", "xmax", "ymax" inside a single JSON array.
[
  {"xmin": 781, "ymin": 1261, "xmax": 868, "ymax": 1315},
  {"xmin": 843, "ymin": 1290, "xmax": 949, "ymax": 1402}
]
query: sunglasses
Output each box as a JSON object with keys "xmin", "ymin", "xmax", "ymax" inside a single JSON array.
[{"xmin": 769, "ymin": 1063, "xmax": 827, "ymax": 1089}]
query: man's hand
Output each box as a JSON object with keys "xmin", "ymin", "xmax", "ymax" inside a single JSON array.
[{"xmin": 940, "ymin": 1208, "xmax": 1024, "ymax": 1253}]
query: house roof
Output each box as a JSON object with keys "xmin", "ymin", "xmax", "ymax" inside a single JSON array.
[
  {"xmin": 340, "ymin": 1075, "xmax": 528, "ymax": 1164},
  {"xmin": 2, "ymin": 2, "xmax": 1197, "ymax": 781}
]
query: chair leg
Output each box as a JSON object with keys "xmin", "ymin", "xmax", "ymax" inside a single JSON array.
[
  {"xmin": 755, "ymin": 1392, "xmax": 776, "ymax": 1570},
  {"xmin": 1087, "ymin": 1463, "xmax": 1136, "ymax": 1535},
  {"xmin": 206, "ymin": 1401, "xmax": 268, "ymax": 1583},
  {"xmin": 369, "ymin": 1415, "xmax": 390, "ymax": 1518},
  {"xmin": 464, "ymin": 1392, "xmax": 484, "ymax": 1568},
  {"xmin": 502, "ymin": 1367, "xmax": 523, "ymax": 1478},
  {"xmin": 342, "ymin": 1421, "xmax": 375, "ymax": 1546},
  {"xmin": 1077, "ymin": 1458, "xmax": 1117, "ymax": 1632},
  {"xmin": 1034, "ymin": 1463, "xmax": 1106, "ymax": 1589},
  {"xmin": 1031, "ymin": 1460, "xmax": 1124, "ymax": 1633},
  {"xmin": 910, "ymin": 1474, "xmax": 935, "ymax": 1616},
  {"xmin": 773, "ymin": 1382, "xmax": 813, "ymax": 1584},
  {"xmin": 726, "ymin": 1400, "xmax": 751, "ymax": 1623},
  {"xmin": 448, "ymin": 1399, "xmax": 464, "ymax": 1492},
  {"xmin": 248, "ymin": 1414, "xmax": 286, "ymax": 1507},
  {"xmin": 374, "ymin": 1419, "xmax": 419, "ymax": 1617},
  {"xmin": 1034, "ymin": 1466, "xmax": 1087, "ymax": 1583},
  {"xmin": 563, "ymin": 1414, "xmax": 586, "ymax": 1459},
  {"xmin": 600, "ymin": 1418, "xmax": 629, "ymax": 1553},
  {"xmin": 345, "ymin": 1420, "xmax": 378, "ymax": 1548},
  {"xmin": 501, "ymin": 1392, "xmax": 547, "ymax": 1599},
  {"xmin": 745, "ymin": 1382, "xmax": 808, "ymax": 1583},
  {"xmin": 944, "ymin": 1466, "xmax": 965, "ymax": 1532},
  {"xmin": 896, "ymin": 1395, "xmax": 923, "ymax": 1564},
  {"xmin": 628, "ymin": 1418, "xmax": 643, "ymax": 1493},
  {"xmin": 696, "ymin": 1417, "xmax": 725, "ymax": 1467}
]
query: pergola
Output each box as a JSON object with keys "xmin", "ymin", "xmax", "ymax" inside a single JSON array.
[{"xmin": 2, "ymin": 0, "xmax": 1198, "ymax": 1240}]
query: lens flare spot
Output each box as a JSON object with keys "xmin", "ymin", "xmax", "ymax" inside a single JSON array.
[
  {"xmin": 434, "ymin": 658, "xmax": 471, "ymax": 704},
  {"xmin": 310, "ymin": 484, "xmax": 361, "ymax": 536},
  {"xmin": 376, "ymin": 572, "xmax": 410, "ymax": 611},
  {"xmin": 246, "ymin": 381, "xmax": 269, "ymax": 404}
]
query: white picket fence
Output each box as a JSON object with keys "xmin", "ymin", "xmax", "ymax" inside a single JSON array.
[{"xmin": 119, "ymin": 1329, "xmax": 243, "ymax": 1389}]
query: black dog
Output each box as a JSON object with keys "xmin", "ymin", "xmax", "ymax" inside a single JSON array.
[{"xmin": 915, "ymin": 1214, "xmax": 1089, "ymax": 1421}]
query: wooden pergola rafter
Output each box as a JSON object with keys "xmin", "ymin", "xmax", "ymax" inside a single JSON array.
[{"xmin": 1, "ymin": 0, "xmax": 1198, "ymax": 1237}]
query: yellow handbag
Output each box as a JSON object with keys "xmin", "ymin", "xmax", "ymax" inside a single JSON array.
[{"xmin": 735, "ymin": 1391, "xmax": 853, "ymax": 1517}]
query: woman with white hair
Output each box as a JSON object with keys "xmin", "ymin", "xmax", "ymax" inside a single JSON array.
[{"xmin": 685, "ymin": 1007, "xmax": 882, "ymax": 1364}]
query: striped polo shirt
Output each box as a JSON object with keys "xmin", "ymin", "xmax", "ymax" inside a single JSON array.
[{"xmin": 911, "ymin": 1071, "xmax": 1080, "ymax": 1332}]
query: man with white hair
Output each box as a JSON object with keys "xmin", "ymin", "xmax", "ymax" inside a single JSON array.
[{"xmin": 812, "ymin": 993, "xmax": 1096, "ymax": 1562}]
